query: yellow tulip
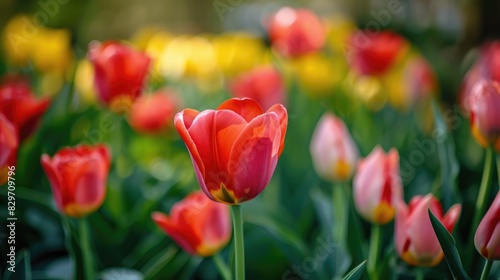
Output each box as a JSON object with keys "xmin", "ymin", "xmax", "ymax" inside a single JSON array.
[{"xmin": 29, "ymin": 26, "xmax": 73, "ymax": 75}]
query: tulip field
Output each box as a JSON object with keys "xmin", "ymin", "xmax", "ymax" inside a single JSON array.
[{"xmin": 1, "ymin": 1, "xmax": 500, "ymax": 280}]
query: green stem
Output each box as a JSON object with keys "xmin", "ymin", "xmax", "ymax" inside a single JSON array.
[
  {"xmin": 471, "ymin": 148, "xmax": 494, "ymax": 241},
  {"xmin": 61, "ymin": 216, "xmax": 78, "ymax": 280},
  {"xmin": 332, "ymin": 184, "xmax": 348, "ymax": 242},
  {"xmin": 213, "ymin": 254, "xmax": 232, "ymax": 280},
  {"xmin": 367, "ymin": 224, "xmax": 382, "ymax": 280},
  {"xmin": 416, "ymin": 268, "xmax": 425, "ymax": 280},
  {"xmin": 79, "ymin": 218, "xmax": 95, "ymax": 280},
  {"xmin": 480, "ymin": 260, "xmax": 493, "ymax": 280},
  {"xmin": 231, "ymin": 205, "xmax": 245, "ymax": 280}
]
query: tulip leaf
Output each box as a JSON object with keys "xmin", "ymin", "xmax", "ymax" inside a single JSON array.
[
  {"xmin": 2, "ymin": 250, "xmax": 31, "ymax": 280},
  {"xmin": 428, "ymin": 210, "xmax": 471, "ymax": 280},
  {"xmin": 343, "ymin": 260, "xmax": 366, "ymax": 280},
  {"xmin": 100, "ymin": 268, "xmax": 144, "ymax": 280}
]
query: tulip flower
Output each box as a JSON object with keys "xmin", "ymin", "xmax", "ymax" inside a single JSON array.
[
  {"xmin": 395, "ymin": 194, "xmax": 461, "ymax": 266},
  {"xmin": 229, "ymin": 66, "xmax": 286, "ymax": 111},
  {"xmin": 175, "ymin": 98, "xmax": 287, "ymax": 205},
  {"xmin": 467, "ymin": 80, "xmax": 500, "ymax": 152},
  {"xmin": 0, "ymin": 113, "xmax": 18, "ymax": 185},
  {"xmin": 349, "ymin": 30, "xmax": 406, "ymax": 76},
  {"xmin": 0, "ymin": 76, "xmax": 50, "ymax": 141},
  {"xmin": 152, "ymin": 191, "xmax": 231, "ymax": 256},
  {"xmin": 41, "ymin": 145, "xmax": 111, "ymax": 218},
  {"xmin": 88, "ymin": 41, "xmax": 151, "ymax": 112},
  {"xmin": 353, "ymin": 146, "xmax": 403, "ymax": 224},
  {"xmin": 475, "ymin": 191, "xmax": 500, "ymax": 260},
  {"xmin": 267, "ymin": 7, "xmax": 326, "ymax": 57},
  {"xmin": 128, "ymin": 90, "xmax": 178, "ymax": 134},
  {"xmin": 310, "ymin": 113, "xmax": 358, "ymax": 182}
]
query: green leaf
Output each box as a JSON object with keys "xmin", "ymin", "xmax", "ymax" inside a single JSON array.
[
  {"xmin": 343, "ymin": 260, "xmax": 366, "ymax": 280},
  {"xmin": 100, "ymin": 268, "xmax": 144, "ymax": 280},
  {"xmin": 2, "ymin": 250, "xmax": 31, "ymax": 280},
  {"xmin": 428, "ymin": 210, "xmax": 471, "ymax": 280}
]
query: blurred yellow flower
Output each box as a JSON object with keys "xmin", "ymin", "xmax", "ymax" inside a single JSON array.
[
  {"xmin": 325, "ymin": 17, "xmax": 357, "ymax": 55},
  {"xmin": 75, "ymin": 59, "xmax": 96, "ymax": 104},
  {"xmin": 29, "ymin": 27, "xmax": 73, "ymax": 75},
  {"xmin": 144, "ymin": 31, "xmax": 172, "ymax": 82},
  {"xmin": 346, "ymin": 72, "xmax": 386, "ymax": 111},
  {"xmin": 131, "ymin": 26, "xmax": 164, "ymax": 51},
  {"xmin": 212, "ymin": 33, "xmax": 269, "ymax": 77},
  {"xmin": 2, "ymin": 14, "xmax": 35, "ymax": 66}
]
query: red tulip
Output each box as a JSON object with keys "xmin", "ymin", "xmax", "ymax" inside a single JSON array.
[
  {"xmin": 349, "ymin": 30, "xmax": 406, "ymax": 76},
  {"xmin": 468, "ymin": 80, "xmax": 500, "ymax": 151},
  {"xmin": 353, "ymin": 146, "xmax": 403, "ymax": 224},
  {"xmin": 475, "ymin": 191, "xmax": 500, "ymax": 260},
  {"xmin": 152, "ymin": 191, "xmax": 231, "ymax": 256},
  {"xmin": 88, "ymin": 41, "xmax": 151, "ymax": 112},
  {"xmin": 41, "ymin": 144, "xmax": 111, "ymax": 218},
  {"xmin": 268, "ymin": 7, "xmax": 326, "ymax": 57},
  {"xmin": 405, "ymin": 57, "xmax": 436, "ymax": 102},
  {"xmin": 0, "ymin": 113, "xmax": 18, "ymax": 185},
  {"xmin": 229, "ymin": 66, "xmax": 286, "ymax": 111},
  {"xmin": 0, "ymin": 76, "xmax": 50, "ymax": 141},
  {"xmin": 175, "ymin": 98, "xmax": 287, "ymax": 205},
  {"xmin": 128, "ymin": 90, "xmax": 178, "ymax": 134},
  {"xmin": 309, "ymin": 113, "xmax": 359, "ymax": 182},
  {"xmin": 395, "ymin": 194, "xmax": 461, "ymax": 266}
]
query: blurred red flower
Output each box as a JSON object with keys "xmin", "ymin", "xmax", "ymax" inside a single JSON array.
[
  {"xmin": 229, "ymin": 66, "xmax": 286, "ymax": 111},
  {"xmin": 152, "ymin": 191, "xmax": 231, "ymax": 256},
  {"xmin": 0, "ymin": 113, "xmax": 18, "ymax": 185},
  {"xmin": 395, "ymin": 194, "xmax": 461, "ymax": 266},
  {"xmin": 128, "ymin": 90, "xmax": 178, "ymax": 134},
  {"xmin": 41, "ymin": 144, "xmax": 111, "ymax": 218},
  {"xmin": 175, "ymin": 98, "xmax": 287, "ymax": 205},
  {"xmin": 0, "ymin": 76, "xmax": 50, "ymax": 141},
  {"xmin": 475, "ymin": 191, "xmax": 500, "ymax": 260},
  {"xmin": 468, "ymin": 80, "xmax": 500, "ymax": 151},
  {"xmin": 88, "ymin": 41, "xmax": 151, "ymax": 113},
  {"xmin": 268, "ymin": 7, "xmax": 326, "ymax": 57}
]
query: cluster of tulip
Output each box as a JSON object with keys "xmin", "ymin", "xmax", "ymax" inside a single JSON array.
[{"xmin": 1, "ymin": 4, "xmax": 500, "ymax": 280}]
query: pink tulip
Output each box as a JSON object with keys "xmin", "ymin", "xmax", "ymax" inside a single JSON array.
[
  {"xmin": 309, "ymin": 113, "xmax": 358, "ymax": 182},
  {"xmin": 395, "ymin": 194, "xmax": 461, "ymax": 266},
  {"xmin": 475, "ymin": 191, "xmax": 500, "ymax": 260},
  {"xmin": 353, "ymin": 146, "xmax": 402, "ymax": 224}
]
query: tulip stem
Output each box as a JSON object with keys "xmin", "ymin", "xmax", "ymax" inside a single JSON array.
[
  {"xmin": 332, "ymin": 184, "xmax": 348, "ymax": 276},
  {"xmin": 367, "ymin": 224, "xmax": 382, "ymax": 280},
  {"xmin": 213, "ymin": 254, "xmax": 232, "ymax": 280},
  {"xmin": 480, "ymin": 260, "xmax": 493, "ymax": 280},
  {"xmin": 231, "ymin": 205, "xmax": 245, "ymax": 280},
  {"xmin": 61, "ymin": 216, "xmax": 78, "ymax": 280},
  {"xmin": 471, "ymin": 148, "xmax": 494, "ymax": 245},
  {"xmin": 79, "ymin": 218, "xmax": 95, "ymax": 280},
  {"xmin": 416, "ymin": 268, "xmax": 425, "ymax": 280}
]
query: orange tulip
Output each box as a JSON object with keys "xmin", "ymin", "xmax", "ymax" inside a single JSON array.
[
  {"xmin": 309, "ymin": 113, "xmax": 358, "ymax": 182},
  {"xmin": 152, "ymin": 191, "xmax": 231, "ymax": 256},
  {"xmin": 349, "ymin": 30, "xmax": 406, "ymax": 76},
  {"xmin": 353, "ymin": 146, "xmax": 403, "ymax": 224},
  {"xmin": 267, "ymin": 7, "xmax": 326, "ymax": 57},
  {"xmin": 0, "ymin": 113, "xmax": 18, "ymax": 185},
  {"xmin": 229, "ymin": 66, "xmax": 286, "ymax": 111},
  {"xmin": 475, "ymin": 191, "xmax": 500, "ymax": 260},
  {"xmin": 468, "ymin": 80, "xmax": 500, "ymax": 151},
  {"xmin": 175, "ymin": 98, "xmax": 287, "ymax": 205},
  {"xmin": 0, "ymin": 75, "xmax": 50, "ymax": 141},
  {"xmin": 395, "ymin": 194, "xmax": 461, "ymax": 266},
  {"xmin": 41, "ymin": 145, "xmax": 111, "ymax": 218},
  {"xmin": 88, "ymin": 41, "xmax": 151, "ymax": 112},
  {"xmin": 128, "ymin": 90, "xmax": 178, "ymax": 134}
]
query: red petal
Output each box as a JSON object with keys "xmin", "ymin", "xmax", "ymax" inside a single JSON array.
[
  {"xmin": 266, "ymin": 104, "xmax": 288, "ymax": 156},
  {"xmin": 217, "ymin": 98, "xmax": 264, "ymax": 122}
]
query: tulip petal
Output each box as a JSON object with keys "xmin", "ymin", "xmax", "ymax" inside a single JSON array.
[
  {"xmin": 152, "ymin": 212, "xmax": 199, "ymax": 255},
  {"xmin": 266, "ymin": 104, "xmax": 288, "ymax": 156},
  {"xmin": 175, "ymin": 109, "xmax": 204, "ymax": 176},
  {"xmin": 71, "ymin": 157, "xmax": 107, "ymax": 217},
  {"xmin": 217, "ymin": 98, "xmax": 264, "ymax": 122},
  {"xmin": 395, "ymin": 199, "xmax": 409, "ymax": 256},
  {"xmin": 228, "ymin": 112, "xmax": 281, "ymax": 202},
  {"xmin": 442, "ymin": 204, "xmax": 461, "ymax": 232},
  {"xmin": 41, "ymin": 154, "xmax": 65, "ymax": 212}
]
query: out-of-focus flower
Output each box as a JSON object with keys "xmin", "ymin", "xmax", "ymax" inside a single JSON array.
[
  {"xmin": 88, "ymin": 41, "xmax": 151, "ymax": 113},
  {"xmin": 152, "ymin": 191, "xmax": 231, "ymax": 256},
  {"xmin": 475, "ymin": 191, "xmax": 500, "ymax": 260},
  {"xmin": 144, "ymin": 31, "xmax": 172, "ymax": 82},
  {"xmin": 128, "ymin": 90, "xmax": 178, "ymax": 134},
  {"xmin": 229, "ymin": 66, "xmax": 285, "ymax": 111},
  {"xmin": 310, "ymin": 113, "xmax": 358, "ymax": 182},
  {"xmin": 291, "ymin": 53, "xmax": 345, "ymax": 97},
  {"xmin": 468, "ymin": 80, "xmax": 500, "ymax": 151},
  {"xmin": 29, "ymin": 27, "xmax": 73, "ymax": 75},
  {"xmin": 395, "ymin": 194, "xmax": 461, "ymax": 266},
  {"xmin": 460, "ymin": 41, "xmax": 500, "ymax": 114},
  {"xmin": 41, "ymin": 145, "xmax": 111, "ymax": 218},
  {"xmin": 2, "ymin": 14, "xmax": 33, "ymax": 66},
  {"xmin": 0, "ymin": 76, "xmax": 50, "ymax": 141},
  {"xmin": 349, "ymin": 30, "xmax": 407, "ymax": 76},
  {"xmin": 354, "ymin": 146, "xmax": 403, "ymax": 224},
  {"xmin": 268, "ymin": 7, "xmax": 326, "ymax": 57},
  {"xmin": 131, "ymin": 27, "xmax": 164, "ymax": 51},
  {"xmin": 175, "ymin": 98, "xmax": 287, "ymax": 205},
  {"xmin": 212, "ymin": 32, "xmax": 269, "ymax": 77},
  {"xmin": 325, "ymin": 17, "xmax": 356, "ymax": 54},
  {"xmin": 0, "ymin": 113, "xmax": 18, "ymax": 185},
  {"xmin": 346, "ymin": 73, "xmax": 386, "ymax": 111},
  {"xmin": 75, "ymin": 59, "xmax": 96, "ymax": 104}
]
